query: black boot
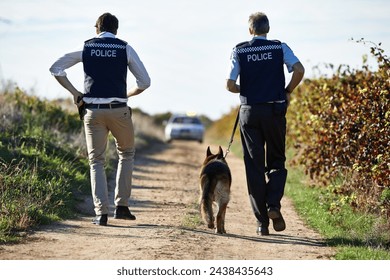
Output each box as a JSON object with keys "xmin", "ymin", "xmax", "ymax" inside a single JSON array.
[
  {"xmin": 268, "ymin": 207, "xmax": 286, "ymax": 232},
  {"xmin": 92, "ymin": 214, "xmax": 108, "ymax": 226},
  {"xmin": 114, "ymin": 206, "xmax": 136, "ymax": 220}
]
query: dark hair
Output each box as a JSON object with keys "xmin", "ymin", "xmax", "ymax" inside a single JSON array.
[
  {"xmin": 95, "ymin": 13, "xmax": 119, "ymax": 34},
  {"xmin": 248, "ymin": 12, "xmax": 270, "ymax": 35}
]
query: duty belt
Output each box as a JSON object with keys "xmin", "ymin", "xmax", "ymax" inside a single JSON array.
[{"xmin": 84, "ymin": 103, "xmax": 127, "ymax": 109}]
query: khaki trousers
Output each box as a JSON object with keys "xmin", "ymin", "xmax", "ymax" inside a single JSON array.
[{"xmin": 83, "ymin": 106, "xmax": 135, "ymax": 215}]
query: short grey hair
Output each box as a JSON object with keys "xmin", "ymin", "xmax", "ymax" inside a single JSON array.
[{"xmin": 248, "ymin": 12, "xmax": 270, "ymax": 35}]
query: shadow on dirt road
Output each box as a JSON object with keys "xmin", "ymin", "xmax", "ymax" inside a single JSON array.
[{"xmin": 0, "ymin": 140, "xmax": 335, "ymax": 260}]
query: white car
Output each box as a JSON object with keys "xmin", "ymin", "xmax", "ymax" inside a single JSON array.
[{"xmin": 165, "ymin": 114, "xmax": 205, "ymax": 143}]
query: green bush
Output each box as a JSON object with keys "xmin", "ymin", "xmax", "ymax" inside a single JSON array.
[
  {"xmin": 0, "ymin": 88, "xmax": 89, "ymax": 243},
  {"xmin": 287, "ymin": 41, "xmax": 389, "ymax": 222}
]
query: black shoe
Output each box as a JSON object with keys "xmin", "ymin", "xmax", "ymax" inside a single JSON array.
[
  {"xmin": 268, "ymin": 207, "xmax": 286, "ymax": 232},
  {"xmin": 92, "ymin": 214, "xmax": 108, "ymax": 226},
  {"xmin": 256, "ymin": 226, "xmax": 270, "ymax": 236},
  {"xmin": 114, "ymin": 206, "xmax": 136, "ymax": 220}
]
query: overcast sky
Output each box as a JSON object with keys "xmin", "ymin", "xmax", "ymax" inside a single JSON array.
[{"xmin": 0, "ymin": 0, "xmax": 389, "ymax": 119}]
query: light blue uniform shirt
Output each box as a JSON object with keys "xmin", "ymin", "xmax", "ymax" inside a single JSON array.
[{"xmin": 227, "ymin": 36, "xmax": 300, "ymax": 81}]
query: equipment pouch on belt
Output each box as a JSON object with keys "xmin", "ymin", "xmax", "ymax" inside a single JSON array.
[
  {"xmin": 273, "ymin": 102, "xmax": 287, "ymax": 116},
  {"xmin": 77, "ymin": 96, "xmax": 86, "ymax": 120}
]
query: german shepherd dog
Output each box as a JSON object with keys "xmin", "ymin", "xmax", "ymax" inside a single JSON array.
[{"xmin": 199, "ymin": 146, "xmax": 231, "ymax": 234}]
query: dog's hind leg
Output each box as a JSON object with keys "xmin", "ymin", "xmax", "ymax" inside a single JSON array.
[
  {"xmin": 215, "ymin": 202, "xmax": 228, "ymax": 234},
  {"xmin": 221, "ymin": 204, "xmax": 227, "ymax": 234}
]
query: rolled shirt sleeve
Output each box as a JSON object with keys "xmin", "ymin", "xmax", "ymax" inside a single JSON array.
[
  {"xmin": 282, "ymin": 43, "xmax": 300, "ymax": 73},
  {"xmin": 227, "ymin": 47, "xmax": 240, "ymax": 81},
  {"xmin": 49, "ymin": 49, "xmax": 83, "ymax": 76},
  {"xmin": 127, "ymin": 45, "xmax": 151, "ymax": 90}
]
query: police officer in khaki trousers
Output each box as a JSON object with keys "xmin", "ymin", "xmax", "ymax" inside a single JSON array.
[
  {"xmin": 226, "ymin": 12, "xmax": 304, "ymax": 235},
  {"xmin": 50, "ymin": 13, "xmax": 151, "ymax": 226}
]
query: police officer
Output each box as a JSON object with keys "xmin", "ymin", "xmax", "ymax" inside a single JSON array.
[
  {"xmin": 226, "ymin": 12, "xmax": 304, "ymax": 235},
  {"xmin": 50, "ymin": 13, "xmax": 151, "ymax": 226}
]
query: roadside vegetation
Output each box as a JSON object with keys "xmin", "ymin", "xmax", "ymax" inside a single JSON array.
[
  {"xmin": 206, "ymin": 40, "xmax": 389, "ymax": 259},
  {"xmin": 0, "ymin": 87, "xmax": 163, "ymax": 243},
  {"xmin": 0, "ymin": 88, "xmax": 89, "ymax": 243}
]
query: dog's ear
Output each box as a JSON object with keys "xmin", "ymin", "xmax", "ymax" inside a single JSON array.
[
  {"xmin": 217, "ymin": 146, "xmax": 224, "ymax": 159},
  {"xmin": 207, "ymin": 146, "xmax": 212, "ymax": 156}
]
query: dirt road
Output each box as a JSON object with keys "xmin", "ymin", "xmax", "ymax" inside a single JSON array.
[{"xmin": 0, "ymin": 141, "xmax": 334, "ymax": 260}]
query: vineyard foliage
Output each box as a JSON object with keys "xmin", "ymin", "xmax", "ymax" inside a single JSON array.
[{"xmin": 287, "ymin": 42, "xmax": 389, "ymax": 220}]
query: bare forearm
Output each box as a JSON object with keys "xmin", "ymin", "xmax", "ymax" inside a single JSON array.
[
  {"xmin": 127, "ymin": 86, "xmax": 146, "ymax": 97},
  {"xmin": 285, "ymin": 62, "xmax": 305, "ymax": 93},
  {"xmin": 54, "ymin": 76, "xmax": 79, "ymax": 95},
  {"xmin": 226, "ymin": 79, "xmax": 240, "ymax": 93},
  {"xmin": 53, "ymin": 76, "xmax": 82, "ymax": 104}
]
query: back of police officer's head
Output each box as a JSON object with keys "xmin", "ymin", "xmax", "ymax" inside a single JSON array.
[
  {"xmin": 95, "ymin": 13, "xmax": 119, "ymax": 34},
  {"xmin": 248, "ymin": 12, "xmax": 270, "ymax": 35}
]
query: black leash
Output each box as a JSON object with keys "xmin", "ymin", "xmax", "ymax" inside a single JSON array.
[{"xmin": 224, "ymin": 106, "xmax": 240, "ymax": 158}]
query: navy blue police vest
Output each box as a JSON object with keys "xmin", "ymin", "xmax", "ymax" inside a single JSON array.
[
  {"xmin": 82, "ymin": 37, "xmax": 128, "ymax": 98},
  {"xmin": 235, "ymin": 39, "xmax": 285, "ymax": 104}
]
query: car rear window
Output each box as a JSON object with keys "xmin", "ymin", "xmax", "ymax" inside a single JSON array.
[{"xmin": 173, "ymin": 117, "xmax": 201, "ymax": 124}]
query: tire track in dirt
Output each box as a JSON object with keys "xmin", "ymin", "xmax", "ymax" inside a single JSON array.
[{"xmin": 0, "ymin": 141, "xmax": 335, "ymax": 260}]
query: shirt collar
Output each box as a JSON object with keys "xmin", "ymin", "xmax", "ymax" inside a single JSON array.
[
  {"xmin": 96, "ymin": 32, "xmax": 116, "ymax": 38},
  {"xmin": 253, "ymin": 35, "xmax": 267, "ymax": 40}
]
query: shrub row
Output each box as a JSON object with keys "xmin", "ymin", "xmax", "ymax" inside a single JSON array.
[{"xmin": 287, "ymin": 42, "xmax": 389, "ymax": 221}]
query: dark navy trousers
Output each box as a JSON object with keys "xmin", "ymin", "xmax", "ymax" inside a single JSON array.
[{"xmin": 239, "ymin": 103, "xmax": 288, "ymax": 227}]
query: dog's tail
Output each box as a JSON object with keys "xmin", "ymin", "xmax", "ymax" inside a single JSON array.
[{"xmin": 200, "ymin": 175, "xmax": 216, "ymax": 229}]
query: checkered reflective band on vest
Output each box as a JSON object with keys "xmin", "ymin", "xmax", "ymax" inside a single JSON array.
[
  {"xmin": 235, "ymin": 39, "xmax": 285, "ymax": 104},
  {"xmin": 82, "ymin": 37, "xmax": 128, "ymax": 98}
]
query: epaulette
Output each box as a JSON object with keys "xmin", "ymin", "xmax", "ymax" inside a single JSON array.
[
  {"xmin": 116, "ymin": 38, "xmax": 128, "ymax": 45},
  {"xmin": 84, "ymin": 38, "xmax": 95, "ymax": 43},
  {"xmin": 235, "ymin": 41, "xmax": 250, "ymax": 48}
]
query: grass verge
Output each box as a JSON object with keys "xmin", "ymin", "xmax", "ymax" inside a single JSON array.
[
  {"xmin": 285, "ymin": 163, "xmax": 390, "ymax": 260},
  {"xmin": 0, "ymin": 134, "xmax": 90, "ymax": 244},
  {"xmin": 0, "ymin": 88, "xmax": 166, "ymax": 244}
]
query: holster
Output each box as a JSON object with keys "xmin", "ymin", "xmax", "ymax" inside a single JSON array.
[{"xmin": 77, "ymin": 96, "xmax": 86, "ymax": 120}]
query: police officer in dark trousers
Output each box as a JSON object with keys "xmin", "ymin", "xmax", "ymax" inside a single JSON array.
[
  {"xmin": 50, "ymin": 13, "xmax": 151, "ymax": 226},
  {"xmin": 226, "ymin": 12, "xmax": 304, "ymax": 235}
]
